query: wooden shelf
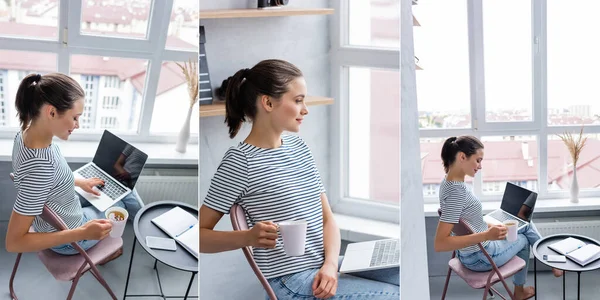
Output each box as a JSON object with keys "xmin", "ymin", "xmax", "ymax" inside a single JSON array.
[
  {"xmin": 200, "ymin": 96, "xmax": 334, "ymax": 117},
  {"xmin": 413, "ymin": 15, "xmax": 420, "ymax": 26},
  {"xmin": 200, "ymin": 8, "xmax": 334, "ymax": 19}
]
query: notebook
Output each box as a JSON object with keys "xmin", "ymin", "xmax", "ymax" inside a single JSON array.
[
  {"xmin": 548, "ymin": 237, "xmax": 600, "ymax": 266},
  {"xmin": 151, "ymin": 207, "xmax": 199, "ymax": 259}
]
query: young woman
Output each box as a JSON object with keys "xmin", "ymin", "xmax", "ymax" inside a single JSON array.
[
  {"xmin": 6, "ymin": 73, "xmax": 143, "ymax": 257},
  {"xmin": 199, "ymin": 59, "xmax": 399, "ymax": 299},
  {"xmin": 433, "ymin": 136, "xmax": 562, "ymax": 300}
]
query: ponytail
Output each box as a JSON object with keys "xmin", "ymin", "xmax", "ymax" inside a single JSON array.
[
  {"xmin": 440, "ymin": 136, "xmax": 484, "ymax": 173},
  {"xmin": 225, "ymin": 68, "xmax": 254, "ymax": 139},
  {"xmin": 15, "ymin": 74, "xmax": 43, "ymax": 131}
]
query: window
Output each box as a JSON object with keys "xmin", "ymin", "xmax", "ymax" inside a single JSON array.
[
  {"xmin": 80, "ymin": 0, "xmax": 152, "ymax": 39},
  {"xmin": 0, "ymin": 0, "xmax": 59, "ymax": 40},
  {"xmin": 165, "ymin": 0, "xmax": 199, "ymax": 50},
  {"xmin": 348, "ymin": 0, "xmax": 399, "ymax": 48},
  {"xmin": 0, "ymin": 1, "xmax": 197, "ymax": 143},
  {"xmin": 415, "ymin": 1, "xmax": 600, "ymax": 202},
  {"xmin": 348, "ymin": 67, "xmax": 399, "ymax": 204},
  {"xmin": 482, "ymin": 0, "xmax": 533, "ymax": 122},
  {"xmin": 149, "ymin": 61, "xmax": 199, "ymax": 134},
  {"xmin": 413, "ymin": 0, "xmax": 471, "ymax": 129},
  {"xmin": 547, "ymin": 1, "xmax": 600, "ymax": 126},
  {"xmin": 332, "ymin": 0, "xmax": 399, "ymax": 222},
  {"xmin": 100, "ymin": 116, "xmax": 118, "ymax": 129}
]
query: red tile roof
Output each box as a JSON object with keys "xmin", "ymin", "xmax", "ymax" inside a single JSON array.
[{"xmin": 421, "ymin": 139, "xmax": 600, "ymax": 189}]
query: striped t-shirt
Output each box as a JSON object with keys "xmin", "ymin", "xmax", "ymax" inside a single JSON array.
[
  {"xmin": 12, "ymin": 132, "xmax": 84, "ymax": 232},
  {"xmin": 204, "ymin": 135, "xmax": 326, "ymax": 279},
  {"xmin": 439, "ymin": 179, "xmax": 489, "ymax": 253}
]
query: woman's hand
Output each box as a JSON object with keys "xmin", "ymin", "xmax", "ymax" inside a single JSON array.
[
  {"xmin": 78, "ymin": 177, "xmax": 105, "ymax": 196},
  {"xmin": 312, "ymin": 261, "xmax": 338, "ymax": 299},
  {"xmin": 486, "ymin": 224, "xmax": 507, "ymax": 241},
  {"xmin": 246, "ymin": 221, "xmax": 278, "ymax": 248},
  {"xmin": 80, "ymin": 219, "xmax": 113, "ymax": 240}
]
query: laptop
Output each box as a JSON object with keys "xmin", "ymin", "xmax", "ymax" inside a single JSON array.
[
  {"xmin": 74, "ymin": 130, "xmax": 148, "ymax": 212},
  {"xmin": 483, "ymin": 182, "xmax": 537, "ymax": 230},
  {"xmin": 339, "ymin": 239, "xmax": 399, "ymax": 273}
]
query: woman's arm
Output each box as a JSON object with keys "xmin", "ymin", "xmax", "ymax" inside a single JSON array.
[
  {"xmin": 320, "ymin": 193, "xmax": 341, "ymax": 268},
  {"xmin": 5, "ymin": 211, "xmax": 110, "ymax": 253},
  {"xmin": 199, "ymin": 205, "xmax": 278, "ymax": 253},
  {"xmin": 434, "ymin": 221, "xmax": 505, "ymax": 252}
]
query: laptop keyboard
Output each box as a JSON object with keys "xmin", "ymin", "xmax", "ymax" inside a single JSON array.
[
  {"xmin": 78, "ymin": 166, "xmax": 127, "ymax": 200},
  {"xmin": 370, "ymin": 239, "xmax": 399, "ymax": 267},
  {"xmin": 489, "ymin": 210, "xmax": 527, "ymax": 228}
]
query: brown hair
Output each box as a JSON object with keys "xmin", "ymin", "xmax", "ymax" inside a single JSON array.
[
  {"xmin": 441, "ymin": 136, "xmax": 484, "ymax": 173},
  {"xmin": 15, "ymin": 73, "xmax": 84, "ymax": 131},
  {"xmin": 224, "ymin": 59, "xmax": 303, "ymax": 138}
]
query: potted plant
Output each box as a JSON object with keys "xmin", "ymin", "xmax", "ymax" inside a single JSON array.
[
  {"xmin": 175, "ymin": 59, "xmax": 198, "ymax": 153},
  {"xmin": 557, "ymin": 126, "xmax": 587, "ymax": 203}
]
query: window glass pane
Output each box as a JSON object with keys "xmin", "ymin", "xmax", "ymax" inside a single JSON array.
[
  {"xmin": 71, "ymin": 54, "xmax": 146, "ymax": 132},
  {"xmin": 548, "ymin": 1, "xmax": 600, "ymax": 126},
  {"xmin": 149, "ymin": 61, "xmax": 198, "ymax": 134},
  {"xmin": 413, "ymin": 0, "xmax": 471, "ymax": 129},
  {"xmin": 0, "ymin": 0, "xmax": 59, "ymax": 40},
  {"xmin": 348, "ymin": 0, "xmax": 399, "ymax": 48},
  {"xmin": 165, "ymin": 0, "xmax": 198, "ymax": 50},
  {"xmin": 0, "ymin": 50, "xmax": 57, "ymax": 128},
  {"xmin": 348, "ymin": 67, "xmax": 399, "ymax": 205},
  {"xmin": 80, "ymin": 0, "xmax": 151, "ymax": 39},
  {"xmin": 483, "ymin": 0, "xmax": 532, "ymax": 122},
  {"xmin": 548, "ymin": 134, "xmax": 600, "ymax": 191},
  {"xmin": 480, "ymin": 135, "xmax": 538, "ymax": 195}
]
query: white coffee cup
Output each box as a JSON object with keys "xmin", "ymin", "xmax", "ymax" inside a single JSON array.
[
  {"xmin": 278, "ymin": 220, "xmax": 307, "ymax": 256},
  {"xmin": 105, "ymin": 206, "xmax": 128, "ymax": 238},
  {"xmin": 503, "ymin": 220, "xmax": 518, "ymax": 242}
]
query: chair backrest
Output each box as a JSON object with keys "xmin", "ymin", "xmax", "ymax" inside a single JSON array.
[
  {"xmin": 230, "ymin": 204, "xmax": 277, "ymax": 300},
  {"xmin": 437, "ymin": 208, "xmax": 474, "ymax": 236}
]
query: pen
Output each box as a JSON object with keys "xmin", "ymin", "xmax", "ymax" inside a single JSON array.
[{"xmin": 176, "ymin": 224, "xmax": 195, "ymax": 237}]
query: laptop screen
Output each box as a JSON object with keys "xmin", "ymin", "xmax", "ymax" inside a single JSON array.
[
  {"xmin": 92, "ymin": 130, "xmax": 148, "ymax": 189},
  {"xmin": 499, "ymin": 182, "xmax": 537, "ymax": 221}
]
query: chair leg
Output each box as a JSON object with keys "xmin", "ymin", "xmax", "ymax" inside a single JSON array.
[
  {"xmin": 9, "ymin": 253, "xmax": 22, "ymax": 300},
  {"xmin": 67, "ymin": 274, "xmax": 82, "ymax": 300},
  {"xmin": 483, "ymin": 283, "xmax": 492, "ymax": 300},
  {"xmin": 441, "ymin": 267, "xmax": 452, "ymax": 300},
  {"xmin": 89, "ymin": 266, "xmax": 118, "ymax": 300}
]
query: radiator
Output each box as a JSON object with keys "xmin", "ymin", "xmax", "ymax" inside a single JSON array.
[
  {"xmin": 535, "ymin": 219, "xmax": 600, "ymax": 242},
  {"xmin": 135, "ymin": 170, "xmax": 198, "ymax": 207}
]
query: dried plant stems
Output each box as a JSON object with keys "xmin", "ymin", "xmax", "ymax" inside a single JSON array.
[
  {"xmin": 176, "ymin": 59, "xmax": 199, "ymax": 108},
  {"xmin": 557, "ymin": 126, "xmax": 587, "ymax": 167}
]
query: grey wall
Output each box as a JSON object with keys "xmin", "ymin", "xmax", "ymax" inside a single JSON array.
[{"xmin": 199, "ymin": 0, "xmax": 332, "ymax": 299}]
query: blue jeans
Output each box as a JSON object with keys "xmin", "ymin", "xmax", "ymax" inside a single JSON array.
[
  {"xmin": 50, "ymin": 189, "xmax": 144, "ymax": 255},
  {"xmin": 458, "ymin": 222, "xmax": 542, "ymax": 286},
  {"xmin": 267, "ymin": 256, "xmax": 399, "ymax": 299}
]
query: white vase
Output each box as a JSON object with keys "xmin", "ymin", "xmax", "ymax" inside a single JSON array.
[
  {"xmin": 175, "ymin": 106, "xmax": 193, "ymax": 153},
  {"xmin": 570, "ymin": 166, "xmax": 579, "ymax": 203}
]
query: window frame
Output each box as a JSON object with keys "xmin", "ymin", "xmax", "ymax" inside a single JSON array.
[
  {"xmin": 418, "ymin": 0, "xmax": 600, "ymax": 204},
  {"xmin": 330, "ymin": 0, "xmax": 400, "ymax": 223},
  {"xmin": 0, "ymin": 0, "xmax": 198, "ymax": 143}
]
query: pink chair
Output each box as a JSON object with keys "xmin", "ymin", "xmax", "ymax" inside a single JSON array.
[
  {"xmin": 230, "ymin": 204, "xmax": 277, "ymax": 300},
  {"xmin": 9, "ymin": 173, "xmax": 122, "ymax": 300},
  {"xmin": 438, "ymin": 209, "xmax": 526, "ymax": 300}
]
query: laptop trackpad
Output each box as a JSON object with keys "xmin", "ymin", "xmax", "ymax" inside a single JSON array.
[{"xmin": 341, "ymin": 249, "xmax": 373, "ymax": 272}]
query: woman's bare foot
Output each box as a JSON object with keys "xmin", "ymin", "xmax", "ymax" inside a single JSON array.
[
  {"xmin": 552, "ymin": 268, "xmax": 564, "ymax": 277},
  {"xmin": 514, "ymin": 285, "xmax": 535, "ymax": 300}
]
